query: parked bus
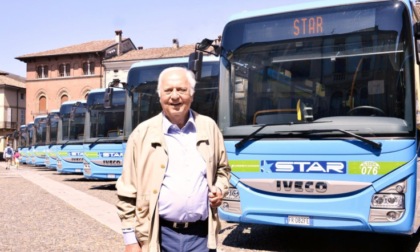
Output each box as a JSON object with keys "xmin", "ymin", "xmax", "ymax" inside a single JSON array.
[
  {"xmin": 18, "ymin": 124, "xmax": 28, "ymax": 164},
  {"xmin": 45, "ymin": 109, "xmax": 60, "ymax": 169},
  {"xmin": 56, "ymin": 100, "xmax": 87, "ymax": 174},
  {"xmin": 32, "ymin": 114, "xmax": 48, "ymax": 166},
  {"xmin": 192, "ymin": 0, "xmax": 420, "ymax": 234},
  {"xmin": 25, "ymin": 122, "xmax": 35, "ymax": 165},
  {"xmin": 83, "ymin": 88, "xmax": 125, "ymax": 180}
]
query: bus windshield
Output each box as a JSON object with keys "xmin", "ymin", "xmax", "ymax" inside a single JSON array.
[
  {"xmin": 27, "ymin": 123, "xmax": 34, "ymax": 146},
  {"xmin": 86, "ymin": 88, "xmax": 125, "ymax": 141},
  {"xmin": 47, "ymin": 112, "xmax": 60, "ymax": 144},
  {"xmin": 34, "ymin": 116, "xmax": 47, "ymax": 145},
  {"xmin": 126, "ymin": 60, "xmax": 219, "ymax": 137},
  {"xmin": 59, "ymin": 103, "xmax": 86, "ymax": 142},
  {"xmin": 19, "ymin": 126, "xmax": 27, "ymax": 147},
  {"xmin": 220, "ymin": 1, "xmax": 414, "ymax": 136}
]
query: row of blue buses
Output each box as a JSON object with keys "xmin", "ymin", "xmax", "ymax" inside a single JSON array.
[
  {"xmin": 15, "ymin": 0, "xmax": 420, "ymax": 239},
  {"xmin": 16, "ymin": 55, "xmax": 220, "ymax": 181}
]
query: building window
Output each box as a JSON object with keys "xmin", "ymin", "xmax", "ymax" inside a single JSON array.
[
  {"xmin": 20, "ymin": 109, "xmax": 25, "ymax": 125},
  {"xmin": 37, "ymin": 65, "xmax": 49, "ymax": 79},
  {"xmin": 39, "ymin": 96, "xmax": 47, "ymax": 114},
  {"xmin": 20, "ymin": 93, "xmax": 24, "ymax": 100},
  {"xmin": 83, "ymin": 62, "xmax": 95, "ymax": 75},
  {"xmin": 61, "ymin": 95, "xmax": 68, "ymax": 104},
  {"xmin": 59, "ymin": 63, "xmax": 71, "ymax": 77}
]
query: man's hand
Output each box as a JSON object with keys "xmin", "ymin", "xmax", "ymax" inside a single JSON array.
[
  {"xmin": 209, "ymin": 186, "xmax": 223, "ymax": 208},
  {"xmin": 124, "ymin": 243, "xmax": 142, "ymax": 252}
]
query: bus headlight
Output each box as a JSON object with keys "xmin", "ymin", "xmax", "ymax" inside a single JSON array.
[
  {"xmin": 225, "ymin": 187, "xmax": 240, "ymax": 201},
  {"xmin": 371, "ymin": 194, "xmax": 404, "ymax": 209},
  {"xmin": 220, "ymin": 186, "xmax": 242, "ymax": 214}
]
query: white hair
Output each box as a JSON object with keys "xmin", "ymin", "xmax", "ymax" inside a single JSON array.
[{"xmin": 157, "ymin": 67, "xmax": 196, "ymax": 97}]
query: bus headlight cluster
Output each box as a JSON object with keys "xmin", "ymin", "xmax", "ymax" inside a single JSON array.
[
  {"xmin": 369, "ymin": 180, "xmax": 406, "ymax": 223},
  {"xmin": 83, "ymin": 161, "xmax": 91, "ymax": 175}
]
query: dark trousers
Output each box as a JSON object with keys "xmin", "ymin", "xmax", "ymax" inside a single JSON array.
[{"xmin": 159, "ymin": 219, "xmax": 216, "ymax": 252}]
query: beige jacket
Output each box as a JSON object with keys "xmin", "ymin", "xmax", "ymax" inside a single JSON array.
[{"xmin": 116, "ymin": 111, "xmax": 231, "ymax": 252}]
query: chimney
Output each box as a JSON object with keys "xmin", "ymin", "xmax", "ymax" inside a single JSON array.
[
  {"xmin": 115, "ymin": 30, "xmax": 123, "ymax": 55},
  {"xmin": 172, "ymin": 38, "xmax": 179, "ymax": 49},
  {"xmin": 138, "ymin": 46, "xmax": 143, "ymax": 50}
]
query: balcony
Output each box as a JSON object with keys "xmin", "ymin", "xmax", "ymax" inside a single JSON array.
[{"xmin": 0, "ymin": 121, "xmax": 18, "ymax": 130}]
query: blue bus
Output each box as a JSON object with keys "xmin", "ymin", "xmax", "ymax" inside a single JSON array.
[
  {"xmin": 56, "ymin": 100, "xmax": 87, "ymax": 174},
  {"xmin": 192, "ymin": 0, "xmax": 420, "ymax": 234},
  {"xmin": 45, "ymin": 109, "xmax": 60, "ymax": 169},
  {"xmin": 26, "ymin": 122, "xmax": 35, "ymax": 165},
  {"xmin": 18, "ymin": 124, "xmax": 28, "ymax": 164},
  {"xmin": 83, "ymin": 88, "xmax": 125, "ymax": 180},
  {"xmin": 33, "ymin": 114, "xmax": 48, "ymax": 166}
]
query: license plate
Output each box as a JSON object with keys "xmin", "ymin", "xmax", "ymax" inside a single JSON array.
[
  {"xmin": 287, "ymin": 215, "xmax": 311, "ymax": 226},
  {"xmin": 75, "ymin": 169, "xmax": 82, "ymax": 173},
  {"xmin": 107, "ymin": 174, "xmax": 116, "ymax": 179}
]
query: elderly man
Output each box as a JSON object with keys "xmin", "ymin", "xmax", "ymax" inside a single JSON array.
[{"xmin": 116, "ymin": 67, "xmax": 230, "ymax": 252}]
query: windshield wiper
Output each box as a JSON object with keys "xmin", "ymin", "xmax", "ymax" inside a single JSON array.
[
  {"xmin": 89, "ymin": 137, "xmax": 123, "ymax": 148},
  {"xmin": 235, "ymin": 124, "xmax": 271, "ymax": 150},
  {"xmin": 275, "ymin": 129, "xmax": 382, "ymax": 150},
  {"xmin": 235, "ymin": 121, "xmax": 317, "ymax": 150}
]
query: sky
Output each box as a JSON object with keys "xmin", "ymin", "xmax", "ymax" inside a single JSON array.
[{"xmin": 0, "ymin": 0, "xmax": 310, "ymax": 77}]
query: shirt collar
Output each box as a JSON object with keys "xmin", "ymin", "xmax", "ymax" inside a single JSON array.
[{"xmin": 162, "ymin": 110, "xmax": 196, "ymax": 133}]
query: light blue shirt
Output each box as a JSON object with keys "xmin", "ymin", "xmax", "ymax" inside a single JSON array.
[{"xmin": 158, "ymin": 111, "xmax": 209, "ymax": 222}]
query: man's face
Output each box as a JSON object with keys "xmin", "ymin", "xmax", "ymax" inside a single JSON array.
[{"xmin": 159, "ymin": 69, "xmax": 193, "ymax": 126}]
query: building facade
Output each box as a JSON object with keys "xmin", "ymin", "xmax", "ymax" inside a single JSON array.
[
  {"xmin": 102, "ymin": 38, "xmax": 197, "ymax": 87},
  {"xmin": 16, "ymin": 31, "xmax": 136, "ymax": 123},
  {"xmin": 0, "ymin": 71, "xmax": 26, "ymax": 149}
]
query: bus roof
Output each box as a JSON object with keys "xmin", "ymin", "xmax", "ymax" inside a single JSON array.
[
  {"xmin": 227, "ymin": 0, "xmax": 412, "ymax": 22},
  {"xmin": 60, "ymin": 100, "xmax": 86, "ymax": 106},
  {"xmin": 48, "ymin": 109, "xmax": 60, "ymax": 113},
  {"xmin": 130, "ymin": 55, "xmax": 219, "ymax": 69},
  {"xmin": 34, "ymin": 114, "xmax": 48, "ymax": 119},
  {"xmin": 88, "ymin": 87, "xmax": 125, "ymax": 95}
]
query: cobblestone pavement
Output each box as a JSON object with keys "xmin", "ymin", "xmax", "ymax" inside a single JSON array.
[
  {"xmin": 2, "ymin": 163, "xmax": 420, "ymax": 252},
  {"xmin": 0, "ymin": 165, "xmax": 125, "ymax": 252}
]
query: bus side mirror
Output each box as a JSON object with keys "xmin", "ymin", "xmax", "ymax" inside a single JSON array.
[
  {"xmin": 197, "ymin": 38, "xmax": 221, "ymax": 56},
  {"xmin": 189, "ymin": 52, "xmax": 203, "ymax": 80},
  {"xmin": 104, "ymin": 87, "xmax": 113, "ymax": 109}
]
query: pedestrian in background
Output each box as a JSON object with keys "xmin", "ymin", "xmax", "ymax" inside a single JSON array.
[
  {"xmin": 3, "ymin": 144, "xmax": 14, "ymax": 170},
  {"xmin": 116, "ymin": 67, "xmax": 231, "ymax": 252},
  {"xmin": 14, "ymin": 150, "xmax": 20, "ymax": 169}
]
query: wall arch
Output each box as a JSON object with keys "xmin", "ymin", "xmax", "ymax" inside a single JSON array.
[{"xmin": 80, "ymin": 85, "xmax": 92, "ymax": 101}]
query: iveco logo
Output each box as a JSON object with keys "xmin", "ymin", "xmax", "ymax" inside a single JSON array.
[
  {"xmin": 70, "ymin": 158, "xmax": 84, "ymax": 162},
  {"xmin": 103, "ymin": 160, "xmax": 122, "ymax": 165},
  {"xmin": 277, "ymin": 180, "xmax": 327, "ymax": 193},
  {"xmin": 267, "ymin": 161, "xmax": 346, "ymax": 173}
]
